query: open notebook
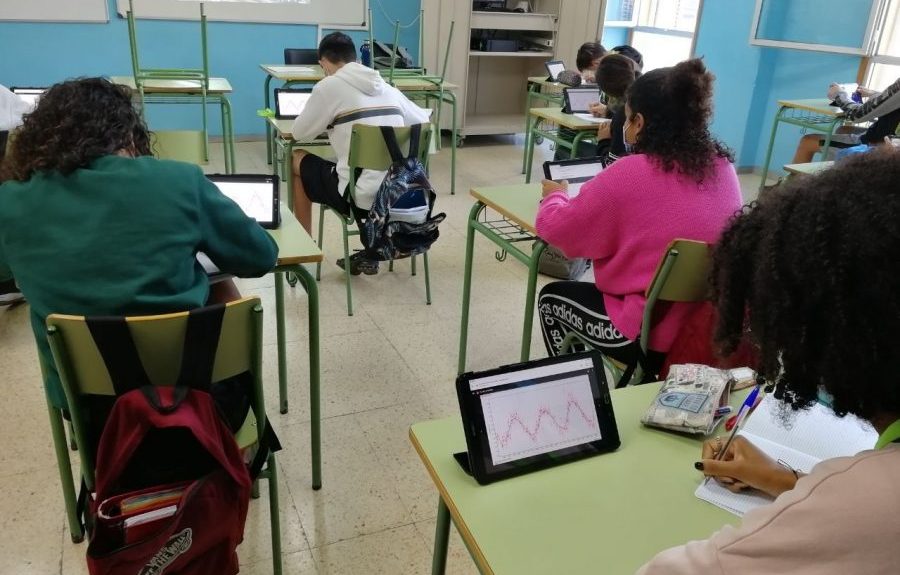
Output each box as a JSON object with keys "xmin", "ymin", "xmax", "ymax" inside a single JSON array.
[{"xmin": 695, "ymin": 394, "xmax": 878, "ymax": 516}]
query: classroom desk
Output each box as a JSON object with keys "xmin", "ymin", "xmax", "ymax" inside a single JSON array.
[
  {"xmin": 524, "ymin": 76, "xmax": 565, "ymax": 145},
  {"xmin": 458, "ymin": 184, "xmax": 545, "ymax": 374},
  {"xmin": 267, "ymin": 204, "xmax": 324, "ymax": 489},
  {"xmin": 110, "ymin": 76, "xmax": 236, "ymax": 173},
  {"xmin": 260, "ymin": 65, "xmax": 327, "ymax": 164},
  {"xmin": 410, "ymin": 383, "xmax": 740, "ymax": 575},
  {"xmin": 759, "ymin": 98, "xmax": 846, "ymax": 191},
  {"xmin": 522, "ymin": 107, "xmax": 600, "ymax": 182},
  {"xmin": 783, "ymin": 160, "xmax": 834, "ymax": 176},
  {"xmin": 267, "ymin": 117, "xmax": 334, "ymax": 190}
]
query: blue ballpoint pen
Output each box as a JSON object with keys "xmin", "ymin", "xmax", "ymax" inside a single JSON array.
[{"xmin": 703, "ymin": 385, "xmax": 763, "ymax": 484}]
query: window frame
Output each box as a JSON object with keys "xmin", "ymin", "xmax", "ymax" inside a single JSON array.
[
  {"xmin": 748, "ymin": 0, "xmax": 885, "ymax": 56},
  {"xmin": 598, "ymin": 0, "xmax": 705, "ymax": 65}
]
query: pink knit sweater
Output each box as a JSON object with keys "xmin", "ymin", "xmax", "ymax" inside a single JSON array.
[{"xmin": 535, "ymin": 154, "xmax": 742, "ymax": 352}]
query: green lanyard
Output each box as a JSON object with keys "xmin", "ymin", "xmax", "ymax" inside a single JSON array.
[{"xmin": 875, "ymin": 419, "xmax": 900, "ymax": 450}]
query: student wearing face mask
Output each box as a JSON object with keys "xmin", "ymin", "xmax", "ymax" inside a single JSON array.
[{"xmin": 534, "ymin": 59, "xmax": 741, "ymax": 373}]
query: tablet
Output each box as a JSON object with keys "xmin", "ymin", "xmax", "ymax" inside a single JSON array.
[
  {"xmin": 545, "ymin": 60, "xmax": 565, "ymax": 82},
  {"xmin": 563, "ymin": 87, "xmax": 599, "ymax": 114},
  {"xmin": 206, "ymin": 174, "xmax": 280, "ymax": 229},
  {"xmin": 543, "ymin": 157, "xmax": 603, "ymax": 197},
  {"xmin": 455, "ymin": 351, "xmax": 620, "ymax": 485},
  {"xmin": 11, "ymin": 87, "xmax": 45, "ymax": 110},
  {"xmin": 275, "ymin": 88, "xmax": 313, "ymax": 119}
]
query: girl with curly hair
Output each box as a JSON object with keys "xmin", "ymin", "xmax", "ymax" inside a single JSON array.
[
  {"xmin": 536, "ymin": 58, "xmax": 741, "ymax": 375},
  {"xmin": 0, "ymin": 77, "xmax": 278, "ymax": 409},
  {"xmin": 638, "ymin": 148, "xmax": 900, "ymax": 574}
]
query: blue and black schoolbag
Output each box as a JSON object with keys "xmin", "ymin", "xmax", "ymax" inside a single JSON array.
[{"xmin": 362, "ymin": 124, "xmax": 445, "ymax": 261}]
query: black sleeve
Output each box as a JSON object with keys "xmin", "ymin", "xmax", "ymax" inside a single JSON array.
[{"xmin": 861, "ymin": 107, "xmax": 900, "ymax": 144}]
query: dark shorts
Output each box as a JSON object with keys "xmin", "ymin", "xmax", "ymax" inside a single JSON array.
[{"xmin": 299, "ymin": 153, "xmax": 351, "ymax": 218}]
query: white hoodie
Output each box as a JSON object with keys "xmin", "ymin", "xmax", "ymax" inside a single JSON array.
[
  {"xmin": 291, "ymin": 62, "xmax": 431, "ymax": 209},
  {"xmin": 0, "ymin": 84, "xmax": 32, "ymax": 132}
]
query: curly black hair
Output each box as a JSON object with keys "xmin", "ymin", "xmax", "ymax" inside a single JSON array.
[
  {"xmin": 0, "ymin": 77, "xmax": 151, "ymax": 182},
  {"xmin": 711, "ymin": 149, "xmax": 900, "ymax": 422},
  {"xmin": 625, "ymin": 58, "xmax": 733, "ymax": 181}
]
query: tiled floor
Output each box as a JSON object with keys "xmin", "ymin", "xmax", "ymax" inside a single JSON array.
[{"xmin": 0, "ymin": 136, "xmax": 764, "ymax": 575}]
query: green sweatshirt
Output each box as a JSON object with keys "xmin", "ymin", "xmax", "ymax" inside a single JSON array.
[{"xmin": 0, "ymin": 155, "xmax": 278, "ymax": 407}]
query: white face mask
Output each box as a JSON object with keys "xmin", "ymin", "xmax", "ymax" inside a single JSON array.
[{"xmin": 623, "ymin": 120, "xmax": 634, "ymax": 154}]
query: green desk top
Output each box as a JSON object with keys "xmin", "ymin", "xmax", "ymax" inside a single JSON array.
[
  {"xmin": 391, "ymin": 77, "xmax": 459, "ymax": 92},
  {"xmin": 470, "ymin": 184, "xmax": 541, "ymax": 234},
  {"xmin": 268, "ymin": 204, "xmax": 323, "ymax": 266},
  {"xmin": 260, "ymin": 64, "xmax": 326, "ymax": 82},
  {"xmin": 109, "ymin": 76, "xmax": 233, "ymax": 94},
  {"xmin": 776, "ymin": 98, "xmax": 842, "ymax": 116},
  {"xmin": 783, "ymin": 160, "xmax": 834, "ymax": 175},
  {"xmin": 529, "ymin": 107, "xmax": 601, "ymax": 130},
  {"xmin": 410, "ymin": 384, "xmax": 740, "ymax": 575}
]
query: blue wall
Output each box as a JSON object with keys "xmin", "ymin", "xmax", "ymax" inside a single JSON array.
[
  {"xmin": 0, "ymin": 0, "xmax": 421, "ymax": 137},
  {"xmin": 693, "ymin": 0, "xmax": 862, "ymax": 170}
]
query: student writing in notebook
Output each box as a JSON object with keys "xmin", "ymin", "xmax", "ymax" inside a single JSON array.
[
  {"xmin": 0, "ymin": 78, "xmax": 277, "ymax": 412},
  {"xmin": 289, "ymin": 32, "xmax": 430, "ymax": 276},
  {"xmin": 638, "ymin": 150, "xmax": 900, "ymax": 574},
  {"xmin": 536, "ymin": 59, "xmax": 740, "ymax": 374}
]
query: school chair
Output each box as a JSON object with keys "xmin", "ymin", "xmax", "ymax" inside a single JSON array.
[
  {"xmin": 561, "ymin": 239, "xmax": 711, "ymax": 386},
  {"xmin": 316, "ymin": 123, "xmax": 434, "ymax": 316},
  {"xmin": 283, "ymin": 48, "xmax": 319, "ymax": 65},
  {"xmin": 45, "ymin": 297, "xmax": 283, "ymax": 575},
  {"xmin": 126, "ymin": 0, "xmax": 212, "ymax": 162},
  {"xmin": 151, "ymin": 130, "xmax": 207, "ymax": 165}
]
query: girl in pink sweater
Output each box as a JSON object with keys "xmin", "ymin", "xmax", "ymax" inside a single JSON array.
[{"xmin": 536, "ymin": 59, "xmax": 741, "ymax": 378}]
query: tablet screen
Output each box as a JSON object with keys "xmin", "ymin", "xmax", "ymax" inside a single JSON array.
[
  {"xmin": 544, "ymin": 159, "xmax": 603, "ymax": 197},
  {"xmin": 12, "ymin": 88, "xmax": 44, "ymax": 111},
  {"xmin": 276, "ymin": 90, "xmax": 312, "ymax": 118},
  {"xmin": 457, "ymin": 352, "xmax": 619, "ymax": 484},
  {"xmin": 546, "ymin": 61, "xmax": 565, "ymax": 81},
  {"xmin": 207, "ymin": 176, "xmax": 279, "ymax": 228},
  {"xmin": 565, "ymin": 88, "xmax": 599, "ymax": 113}
]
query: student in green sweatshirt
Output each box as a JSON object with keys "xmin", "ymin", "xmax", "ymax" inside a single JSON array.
[{"xmin": 0, "ymin": 77, "xmax": 278, "ymax": 408}]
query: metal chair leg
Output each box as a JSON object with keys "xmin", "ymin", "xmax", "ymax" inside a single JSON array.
[
  {"xmin": 341, "ymin": 220, "xmax": 354, "ymax": 316},
  {"xmin": 48, "ymin": 403, "xmax": 84, "ymax": 543},
  {"xmin": 267, "ymin": 454, "xmax": 284, "ymax": 575},
  {"xmin": 423, "ymin": 251, "xmax": 432, "ymax": 305},
  {"xmin": 316, "ymin": 203, "xmax": 325, "ymax": 281}
]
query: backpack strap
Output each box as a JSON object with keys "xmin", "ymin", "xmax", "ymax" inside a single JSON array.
[
  {"xmin": 379, "ymin": 125, "xmax": 406, "ymax": 164},
  {"xmin": 86, "ymin": 316, "xmax": 153, "ymax": 396},
  {"xmin": 328, "ymin": 106, "xmax": 403, "ymax": 129},
  {"xmin": 407, "ymin": 123, "xmax": 422, "ymax": 162},
  {"xmin": 248, "ymin": 419, "xmax": 282, "ymax": 479}
]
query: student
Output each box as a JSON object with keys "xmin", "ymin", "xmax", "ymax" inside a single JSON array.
[
  {"xmin": 791, "ymin": 77, "xmax": 900, "ymax": 163},
  {"xmin": 535, "ymin": 59, "xmax": 741, "ymax": 372},
  {"xmin": 0, "ymin": 84, "xmax": 31, "ymax": 306},
  {"xmin": 575, "ymin": 42, "xmax": 606, "ymax": 84},
  {"xmin": 0, "ymin": 77, "xmax": 278, "ymax": 409},
  {"xmin": 610, "ymin": 44, "xmax": 644, "ymax": 72},
  {"xmin": 592, "ymin": 53, "xmax": 639, "ymax": 166},
  {"xmin": 290, "ymin": 32, "xmax": 431, "ymax": 275},
  {"xmin": 638, "ymin": 149, "xmax": 900, "ymax": 574}
]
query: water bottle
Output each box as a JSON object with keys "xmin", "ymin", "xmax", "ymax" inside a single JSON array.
[{"xmin": 360, "ymin": 40, "xmax": 372, "ymax": 67}]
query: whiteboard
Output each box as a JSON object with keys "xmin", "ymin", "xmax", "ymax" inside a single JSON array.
[
  {"xmin": 116, "ymin": 0, "xmax": 368, "ymax": 27},
  {"xmin": 0, "ymin": 0, "xmax": 108, "ymax": 22}
]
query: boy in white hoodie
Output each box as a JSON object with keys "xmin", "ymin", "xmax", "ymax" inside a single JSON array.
[{"xmin": 290, "ymin": 32, "xmax": 431, "ymax": 275}]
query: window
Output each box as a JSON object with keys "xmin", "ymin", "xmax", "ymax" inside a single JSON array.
[
  {"xmin": 867, "ymin": 0, "xmax": 900, "ymax": 90},
  {"xmin": 631, "ymin": 0, "xmax": 700, "ymax": 70}
]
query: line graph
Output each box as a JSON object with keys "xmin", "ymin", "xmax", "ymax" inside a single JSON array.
[{"xmin": 481, "ymin": 376, "xmax": 602, "ymax": 465}]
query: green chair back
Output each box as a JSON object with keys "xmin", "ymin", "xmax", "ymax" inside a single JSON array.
[
  {"xmin": 46, "ymin": 297, "xmax": 264, "ymax": 486},
  {"xmin": 152, "ymin": 130, "xmax": 208, "ymax": 165},
  {"xmin": 348, "ymin": 123, "xmax": 432, "ymax": 173}
]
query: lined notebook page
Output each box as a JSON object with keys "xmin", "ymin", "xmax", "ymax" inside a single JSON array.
[{"xmin": 695, "ymin": 395, "xmax": 878, "ymax": 516}]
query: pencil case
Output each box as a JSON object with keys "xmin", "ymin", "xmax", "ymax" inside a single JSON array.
[{"xmin": 641, "ymin": 364, "xmax": 733, "ymax": 435}]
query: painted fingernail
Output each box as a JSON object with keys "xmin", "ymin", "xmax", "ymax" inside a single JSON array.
[{"xmin": 694, "ymin": 462, "xmax": 704, "ymax": 471}]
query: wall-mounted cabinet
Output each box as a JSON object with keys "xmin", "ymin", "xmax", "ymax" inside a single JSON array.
[{"xmin": 422, "ymin": 0, "xmax": 602, "ymax": 140}]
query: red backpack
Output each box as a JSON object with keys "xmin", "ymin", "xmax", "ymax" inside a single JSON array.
[{"xmin": 78, "ymin": 305, "xmax": 276, "ymax": 575}]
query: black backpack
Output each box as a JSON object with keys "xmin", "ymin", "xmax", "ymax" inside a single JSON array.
[{"xmin": 361, "ymin": 124, "xmax": 445, "ymax": 261}]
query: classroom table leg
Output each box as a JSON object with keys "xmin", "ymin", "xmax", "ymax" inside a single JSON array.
[
  {"xmin": 432, "ymin": 498, "xmax": 451, "ymax": 575},
  {"xmin": 221, "ymin": 95, "xmax": 236, "ymax": 173},
  {"xmin": 522, "ymin": 85, "xmax": 538, "ymax": 174},
  {"xmin": 570, "ymin": 131, "xmax": 592, "ymax": 160},
  {"xmin": 446, "ymin": 90, "xmax": 458, "ymax": 195},
  {"xmin": 524, "ymin": 113, "xmax": 539, "ymax": 184},
  {"xmin": 520, "ymin": 241, "xmax": 547, "ymax": 362},
  {"xmin": 293, "ymin": 265, "xmax": 322, "ymax": 491},
  {"xmin": 457, "ymin": 202, "xmax": 484, "ymax": 375},
  {"xmin": 758, "ymin": 106, "xmax": 786, "ymax": 191},
  {"xmin": 265, "ymin": 74, "xmax": 274, "ymax": 165},
  {"xmin": 818, "ymin": 120, "xmax": 839, "ymax": 162},
  {"xmin": 274, "ymin": 271, "xmax": 288, "ymax": 415}
]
